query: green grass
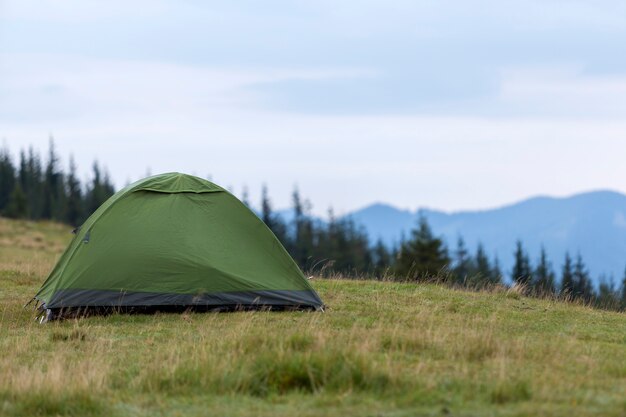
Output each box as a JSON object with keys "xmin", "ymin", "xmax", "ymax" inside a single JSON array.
[{"xmin": 1, "ymin": 217, "xmax": 625, "ymax": 416}]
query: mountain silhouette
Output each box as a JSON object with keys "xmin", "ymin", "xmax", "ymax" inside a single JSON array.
[{"xmin": 349, "ymin": 190, "xmax": 626, "ymax": 284}]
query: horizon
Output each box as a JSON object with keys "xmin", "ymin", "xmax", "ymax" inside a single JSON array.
[
  {"xmin": 1, "ymin": 141, "xmax": 624, "ymax": 216},
  {"xmin": 358, "ymin": 188, "xmax": 626, "ymax": 215}
]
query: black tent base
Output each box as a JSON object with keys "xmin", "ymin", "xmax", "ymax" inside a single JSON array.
[{"xmin": 38, "ymin": 304, "xmax": 319, "ymax": 322}]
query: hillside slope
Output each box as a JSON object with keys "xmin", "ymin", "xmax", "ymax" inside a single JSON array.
[
  {"xmin": 350, "ymin": 190, "xmax": 626, "ymax": 282},
  {"xmin": 1, "ymin": 218, "xmax": 625, "ymax": 417}
]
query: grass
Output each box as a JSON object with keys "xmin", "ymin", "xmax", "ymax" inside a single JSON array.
[{"xmin": 1, "ymin": 217, "xmax": 625, "ymax": 416}]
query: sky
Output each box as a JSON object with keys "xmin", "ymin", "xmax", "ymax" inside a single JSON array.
[{"xmin": 1, "ymin": 0, "xmax": 626, "ymax": 215}]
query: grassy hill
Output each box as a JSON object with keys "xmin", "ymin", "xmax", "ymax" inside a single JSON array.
[{"xmin": 1, "ymin": 218, "xmax": 625, "ymax": 417}]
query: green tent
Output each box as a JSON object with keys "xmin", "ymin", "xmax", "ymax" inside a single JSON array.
[{"xmin": 33, "ymin": 173, "xmax": 323, "ymax": 321}]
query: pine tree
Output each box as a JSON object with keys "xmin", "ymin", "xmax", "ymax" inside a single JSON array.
[
  {"xmin": 321, "ymin": 208, "xmax": 344, "ymax": 274},
  {"xmin": 291, "ymin": 187, "xmax": 315, "ymax": 270},
  {"xmin": 85, "ymin": 162, "xmax": 114, "ymax": 216},
  {"xmin": 620, "ymin": 270, "xmax": 626, "ymax": 310},
  {"xmin": 102, "ymin": 170, "xmax": 115, "ymax": 198},
  {"xmin": 573, "ymin": 254, "xmax": 594, "ymax": 303},
  {"xmin": 490, "ymin": 256, "xmax": 503, "ymax": 284},
  {"xmin": 241, "ymin": 185, "xmax": 250, "ymax": 207},
  {"xmin": 4, "ymin": 183, "xmax": 27, "ymax": 218},
  {"xmin": 0, "ymin": 145, "xmax": 16, "ymax": 213},
  {"xmin": 373, "ymin": 238, "xmax": 391, "ymax": 278},
  {"xmin": 340, "ymin": 218, "xmax": 372, "ymax": 275},
  {"xmin": 65, "ymin": 156, "xmax": 83, "ymax": 226},
  {"xmin": 261, "ymin": 185, "xmax": 274, "ymax": 226},
  {"xmin": 534, "ymin": 246, "xmax": 556, "ymax": 296},
  {"xmin": 260, "ymin": 185, "xmax": 288, "ymax": 246},
  {"xmin": 512, "ymin": 240, "xmax": 532, "ymax": 287},
  {"xmin": 291, "ymin": 205, "xmax": 375, "ymax": 277},
  {"xmin": 17, "ymin": 150, "xmax": 27, "ymax": 188},
  {"xmin": 15, "ymin": 150, "xmax": 30, "ymax": 218},
  {"xmin": 560, "ymin": 252, "xmax": 575, "ymax": 297},
  {"xmin": 42, "ymin": 138, "xmax": 65, "ymax": 220},
  {"xmin": 395, "ymin": 215, "xmax": 450, "ymax": 281},
  {"xmin": 86, "ymin": 162, "xmax": 103, "ymax": 215},
  {"xmin": 390, "ymin": 243, "xmax": 400, "ymax": 267},
  {"xmin": 596, "ymin": 276, "xmax": 620, "ymax": 311},
  {"xmin": 472, "ymin": 242, "xmax": 492, "ymax": 287},
  {"xmin": 453, "ymin": 236, "xmax": 472, "ymax": 284},
  {"xmin": 3, "ymin": 143, "xmax": 118, "ymax": 223},
  {"xmin": 25, "ymin": 147, "xmax": 44, "ymax": 219}
]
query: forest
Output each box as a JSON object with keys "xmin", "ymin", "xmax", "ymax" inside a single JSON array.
[{"xmin": 1, "ymin": 141, "xmax": 625, "ymax": 311}]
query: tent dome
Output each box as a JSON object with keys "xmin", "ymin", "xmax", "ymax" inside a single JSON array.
[{"xmin": 34, "ymin": 173, "xmax": 323, "ymax": 320}]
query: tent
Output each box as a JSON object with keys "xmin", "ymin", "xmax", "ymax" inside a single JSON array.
[{"xmin": 32, "ymin": 173, "xmax": 323, "ymax": 321}]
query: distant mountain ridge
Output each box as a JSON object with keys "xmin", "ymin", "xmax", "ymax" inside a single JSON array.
[{"xmin": 348, "ymin": 190, "xmax": 626, "ymax": 284}]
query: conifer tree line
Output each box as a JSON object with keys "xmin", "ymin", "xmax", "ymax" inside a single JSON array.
[
  {"xmin": 1, "ymin": 141, "xmax": 625, "ymax": 311},
  {"xmin": 258, "ymin": 189, "xmax": 626, "ymax": 313},
  {"xmin": 0, "ymin": 141, "xmax": 115, "ymax": 226}
]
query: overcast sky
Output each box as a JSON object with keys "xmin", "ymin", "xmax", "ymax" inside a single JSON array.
[{"xmin": 1, "ymin": 0, "xmax": 625, "ymax": 214}]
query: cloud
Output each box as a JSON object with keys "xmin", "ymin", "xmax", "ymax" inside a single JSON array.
[
  {"xmin": 0, "ymin": 53, "xmax": 375, "ymax": 124},
  {"xmin": 496, "ymin": 66, "xmax": 626, "ymax": 118}
]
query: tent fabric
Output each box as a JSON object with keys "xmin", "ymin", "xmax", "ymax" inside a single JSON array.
[{"xmin": 34, "ymin": 173, "xmax": 323, "ymax": 316}]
